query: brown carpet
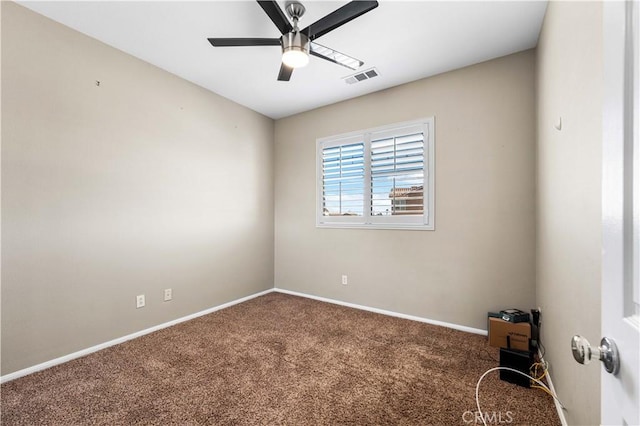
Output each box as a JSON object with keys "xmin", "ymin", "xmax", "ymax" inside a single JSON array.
[{"xmin": 1, "ymin": 292, "xmax": 560, "ymax": 425}]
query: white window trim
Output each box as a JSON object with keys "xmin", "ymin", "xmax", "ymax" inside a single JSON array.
[{"xmin": 316, "ymin": 117, "xmax": 435, "ymax": 231}]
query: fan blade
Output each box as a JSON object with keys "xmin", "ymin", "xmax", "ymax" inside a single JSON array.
[
  {"xmin": 277, "ymin": 63, "xmax": 293, "ymax": 81},
  {"xmin": 257, "ymin": 1, "xmax": 293, "ymax": 35},
  {"xmin": 301, "ymin": 1, "xmax": 378, "ymax": 41},
  {"xmin": 310, "ymin": 42, "xmax": 363, "ymax": 70},
  {"xmin": 208, "ymin": 38, "xmax": 281, "ymax": 47}
]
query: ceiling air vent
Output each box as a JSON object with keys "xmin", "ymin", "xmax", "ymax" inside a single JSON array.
[{"xmin": 344, "ymin": 68, "xmax": 379, "ymax": 85}]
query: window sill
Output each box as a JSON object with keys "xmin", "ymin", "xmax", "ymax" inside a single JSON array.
[{"xmin": 316, "ymin": 222, "xmax": 435, "ymax": 231}]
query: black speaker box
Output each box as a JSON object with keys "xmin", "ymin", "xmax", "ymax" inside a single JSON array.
[{"xmin": 499, "ymin": 347, "xmax": 533, "ymax": 388}]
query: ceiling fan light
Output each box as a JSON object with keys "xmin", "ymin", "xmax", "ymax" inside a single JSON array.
[
  {"xmin": 281, "ymin": 31, "xmax": 310, "ymax": 68},
  {"xmin": 282, "ymin": 48, "xmax": 309, "ymax": 68}
]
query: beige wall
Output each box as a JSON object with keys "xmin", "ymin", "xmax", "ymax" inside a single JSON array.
[
  {"xmin": 1, "ymin": 2, "xmax": 274, "ymax": 375},
  {"xmin": 536, "ymin": 2, "xmax": 603, "ymax": 424},
  {"xmin": 2, "ymin": 9, "xmax": 606, "ymax": 424},
  {"xmin": 274, "ymin": 50, "xmax": 536, "ymax": 330}
]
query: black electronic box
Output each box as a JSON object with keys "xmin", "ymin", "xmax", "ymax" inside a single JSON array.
[
  {"xmin": 499, "ymin": 348, "xmax": 533, "ymax": 388},
  {"xmin": 500, "ymin": 308, "xmax": 530, "ymax": 323}
]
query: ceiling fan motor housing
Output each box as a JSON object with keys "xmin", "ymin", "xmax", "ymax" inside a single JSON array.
[
  {"xmin": 281, "ymin": 30, "xmax": 310, "ymax": 68},
  {"xmin": 281, "ymin": 31, "xmax": 309, "ymax": 55}
]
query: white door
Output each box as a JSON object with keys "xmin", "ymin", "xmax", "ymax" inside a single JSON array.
[{"xmin": 601, "ymin": 1, "xmax": 640, "ymax": 424}]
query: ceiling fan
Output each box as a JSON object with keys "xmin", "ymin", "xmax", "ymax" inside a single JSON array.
[{"xmin": 207, "ymin": 0, "xmax": 379, "ymax": 81}]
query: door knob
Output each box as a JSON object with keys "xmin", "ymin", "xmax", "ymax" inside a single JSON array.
[{"xmin": 571, "ymin": 335, "xmax": 620, "ymax": 375}]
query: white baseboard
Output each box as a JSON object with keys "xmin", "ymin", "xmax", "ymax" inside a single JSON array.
[
  {"xmin": 273, "ymin": 288, "xmax": 488, "ymax": 336},
  {"xmin": 540, "ymin": 356, "xmax": 568, "ymax": 426},
  {"xmin": 0, "ymin": 288, "xmax": 274, "ymax": 384}
]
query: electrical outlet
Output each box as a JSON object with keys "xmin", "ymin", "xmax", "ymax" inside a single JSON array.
[
  {"xmin": 341, "ymin": 275, "xmax": 348, "ymax": 285},
  {"xmin": 164, "ymin": 288, "xmax": 172, "ymax": 302},
  {"xmin": 136, "ymin": 294, "xmax": 145, "ymax": 309}
]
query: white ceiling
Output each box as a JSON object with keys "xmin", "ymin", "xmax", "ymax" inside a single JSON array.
[{"xmin": 18, "ymin": 1, "xmax": 547, "ymax": 119}]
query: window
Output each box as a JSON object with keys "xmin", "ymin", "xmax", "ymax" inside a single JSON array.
[{"xmin": 317, "ymin": 118, "xmax": 434, "ymax": 230}]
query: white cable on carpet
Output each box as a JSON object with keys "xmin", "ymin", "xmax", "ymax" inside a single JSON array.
[{"xmin": 475, "ymin": 366, "xmax": 566, "ymax": 426}]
